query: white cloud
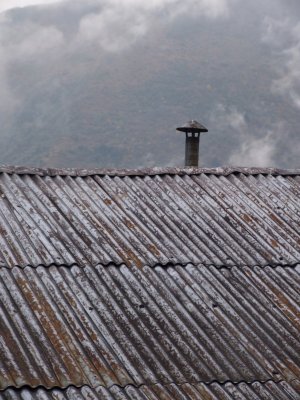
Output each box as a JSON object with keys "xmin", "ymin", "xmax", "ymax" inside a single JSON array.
[
  {"xmin": 212, "ymin": 103, "xmax": 280, "ymax": 167},
  {"xmin": 0, "ymin": 47, "xmax": 20, "ymax": 130},
  {"xmin": 229, "ymin": 131, "xmax": 278, "ymax": 167},
  {"xmin": 78, "ymin": 0, "xmax": 234, "ymax": 52},
  {"xmin": 0, "ymin": 0, "xmax": 237, "ymax": 57},
  {"xmin": 210, "ymin": 103, "xmax": 247, "ymax": 131},
  {"xmin": 262, "ymin": 17, "xmax": 292, "ymax": 47},
  {"xmin": 263, "ymin": 17, "xmax": 300, "ymax": 110},
  {"xmin": 79, "ymin": 6, "xmax": 147, "ymax": 52},
  {"xmin": 14, "ymin": 26, "xmax": 64, "ymax": 57},
  {"xmin": 0, "ymin": 0, "xmax": 63, "ymax": 14},
  {"xmin": 0, "ymin": 6, "xmax": 64, "ymax": 129},
  {"xmin": 90, "ymin": 0, "xmax": 232, "ymax": 17}
]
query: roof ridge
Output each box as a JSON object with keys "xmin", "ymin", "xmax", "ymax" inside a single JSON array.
[{"xmin": 0, "ymin": 164, "xmax": 300, "ymax": 177}]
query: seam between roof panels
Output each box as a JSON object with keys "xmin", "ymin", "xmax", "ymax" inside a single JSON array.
[
  {"xmin": 0, "ymin": 378, "xmax": 289, "ymax": 393},
  {"xmin": 0, "ymin": 261, "xmax": 299, "ymax": 270},
  {"xmin": 105, "ymin": 378, "xmax": 288, "ymax": 391}
]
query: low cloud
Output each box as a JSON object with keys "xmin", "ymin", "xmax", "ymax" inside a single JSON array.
[
  {"xmin": 78, "ymin": 0, "xmax": 234, "ymax": 52},
  {"xmin": 78, "ymin": 5, "xmax": 148, "ymax": 52},
  {"xmin": 0, "ymin": 4, "xmax": 65, "ymax": 139},
  {"xmin": 212, "ymin": 104, "xmax": 280, "ymax": 167},
  {"xmin": 0, "ymin": 0, "xmax": 236, "ymax": 59},
  {"xmin": 0, "ymin": 0, "xmax": 63, "ymax": 14},
  {"xmin": 11, "ymin": 26, "xmax": 64, "ymax": 59},
  {"xmin": 0, "ymin": 0, "xmax": 237, "ymax": 149},
  {"xmin": 263, "ymin": 16, "xmax": 300, "ymax": 110},
  {"xmin": 212, "ymin": 103, "xmax": 247, "ymax": 131},
  {"xmin": 229, "ymin": 131, "xmax": 278, "ymax": 167},
  {"xmin": 0, "ymin": 47, "xmax": 20, "ymax": 133}
]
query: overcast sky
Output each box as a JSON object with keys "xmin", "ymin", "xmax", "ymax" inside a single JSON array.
[{"xmin": 0, "ymin": 0, "xmax": 300, "ymax": 168}]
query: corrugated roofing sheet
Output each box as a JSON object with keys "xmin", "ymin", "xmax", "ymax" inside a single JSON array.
[
  {"xmin": 0, "ymin": 167, "xmax": 300, "ymax": 268},
  {"xmin": 1, "ymin": 381, "xmax": 300, "ymax": 400},
  {"xmin": 0, "ymin": 263, "xmax": 299, "ymax": 390}
]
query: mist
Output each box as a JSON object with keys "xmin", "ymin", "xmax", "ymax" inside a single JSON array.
[{"xmin": 0, "ymin": 0, "xmax": 299, "ymax": 168}]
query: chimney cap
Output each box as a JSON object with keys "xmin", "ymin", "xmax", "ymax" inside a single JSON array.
[{"xmin": 176, "ymin": 120, "xmax": 208, "ymax": 133}]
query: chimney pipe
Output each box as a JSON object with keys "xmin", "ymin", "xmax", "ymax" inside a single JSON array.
[{"xmin": 176, "ymin": 120, "xmax": 208, "ymax": 167}]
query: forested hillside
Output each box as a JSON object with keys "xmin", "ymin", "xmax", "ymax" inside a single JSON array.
[{"xmin": 0, "ymin": 0, "xmax": 299, "ymax": 168}]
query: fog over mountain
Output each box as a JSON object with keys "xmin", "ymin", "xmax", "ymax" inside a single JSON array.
[{"xmin": 0, "ymin": 0, "xmax": 299, "ymax": 168}]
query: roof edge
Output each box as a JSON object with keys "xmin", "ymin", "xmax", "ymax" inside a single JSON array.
[{"xmin": 0, "ymin": 165, "xmax": 299, "ymax": 177}]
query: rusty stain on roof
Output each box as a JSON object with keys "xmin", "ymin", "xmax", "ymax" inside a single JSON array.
[
  {"xmin": 0, "ymin": 263, "xmax": 299, "ymax": 390},
  {"xmin": 0, "ymin": 169, "xmax": 299, "ymax": 268}
]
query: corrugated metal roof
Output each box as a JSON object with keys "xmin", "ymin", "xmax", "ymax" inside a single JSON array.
[
  {"xmin": 0, "ymin": 263, "xmax": 299, "ymax": 390},
  {"xmin": 1, "ymin": 381, "xmax": 300, "ymax": 399},
  {"xmin": 0, "ymin": 168, "xmax": 300, "ymax": 268},
  {"xmin": 0, "ymin": 166, "xmax": 300, "ymax": 398}
]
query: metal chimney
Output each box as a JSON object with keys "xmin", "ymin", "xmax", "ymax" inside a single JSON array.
[{"xmin": 176, "ymin": 120, "xmax": 208, "ymax": 167}]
